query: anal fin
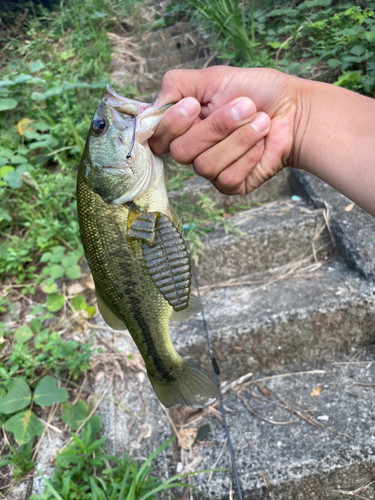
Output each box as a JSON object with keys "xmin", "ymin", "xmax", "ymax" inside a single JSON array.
[{"xmin": 96, "ymin": 290, "xmax": 127, "ymax": 330}]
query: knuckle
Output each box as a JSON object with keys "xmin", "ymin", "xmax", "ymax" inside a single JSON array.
[
  {"xmin": 217, "ymin": 168, "xmax": 241, "ymax": 193},
  {"xmin": 244, "ymin": 145, "xmax": 262, "ymax": 165},
  {"xmin": 160, "ymin": 69, "xmax": 180, "ymax": 88},
  {"xmin": 209, "ymin": 114, "xmax": 230, "ymax": 138},
  {"xmin": 193, "ymin": 154, "xmax": 215, "ymax": 179},
  {"xmin": 234, "ymin": 126, "xmax": 252, "ymax": 149},
  {"xmin": 169, "ymin": 138, "xmax": 191, "ymax": 164}
]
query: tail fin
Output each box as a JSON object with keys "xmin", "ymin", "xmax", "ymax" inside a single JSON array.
[{"xmin": 149, "ymin": 360, "xmax": 220, "ymax": 408}]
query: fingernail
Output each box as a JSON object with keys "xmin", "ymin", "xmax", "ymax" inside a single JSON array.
[
  {"xmin": 231, "ymin": 99, "xmax": 255, "ymax": 122},
  {"xmin": 178, "ymin": 98, "xmax": 199, "ymax": 118},
  {"xmin": 250, "ymin": 112, "xmax": 270, "ymax": 133},
  {"xmin": 153, "ymin": 98, "xmax": 160, "ymax": 107},
  {"xmin": 256, "ymin": 137, "xmax": 265, "ymax": 147}
]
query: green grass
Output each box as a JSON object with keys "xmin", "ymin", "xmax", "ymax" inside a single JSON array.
[{"xmin": 166, "ymin": 0, "xmax": 375, "ymax": 96}]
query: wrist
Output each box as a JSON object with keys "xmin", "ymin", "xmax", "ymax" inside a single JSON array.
[{"xmin": 288, "ymin": 76, "xmax": 315, "ymax": 171}]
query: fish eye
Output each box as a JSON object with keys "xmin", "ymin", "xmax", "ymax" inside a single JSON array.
[{"xmin": 92, "ymin": 117, "xmax": 107, "ymax": 135}]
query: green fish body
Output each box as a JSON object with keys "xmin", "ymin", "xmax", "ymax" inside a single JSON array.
[{"xmin": 77, "ymin": 86, "xmax": 219, "ymax": 408}]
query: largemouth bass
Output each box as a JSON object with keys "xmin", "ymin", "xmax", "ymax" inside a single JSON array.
[{"xmin": 77, "ymin": 86, "xmax": 220, "ymax": 408}]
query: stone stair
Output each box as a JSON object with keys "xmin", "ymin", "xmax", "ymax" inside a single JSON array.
[
  {"xmin": 111, "ymin": 21, "xmax": 216, "ymax": 103},
  {"xmin": 33, "ymin": 22, "xmax": 375, "ymax": 500}
]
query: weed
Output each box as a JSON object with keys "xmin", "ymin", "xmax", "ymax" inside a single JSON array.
[
  {"xmin": 167, "ymin": 0, "xmax": 375, "ymax": 96},
  {"xmin": 0, "ymin": 441, "xmax": 35, "ymax": 481},
  {"xmin": 31, "ymin": 414, "xmax": 219, "ymax": 500}
]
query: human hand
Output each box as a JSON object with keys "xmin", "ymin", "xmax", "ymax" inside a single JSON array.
[{"xmin": 149, "ymin": 66, "xmax": 297, "ymax": 196}]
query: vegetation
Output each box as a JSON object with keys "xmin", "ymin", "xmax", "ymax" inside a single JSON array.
[
  {"xmin": 166, "ymin": 0, "xmax": 375, "ymax": 97},
  {"xmin": 31, "ymin": 428, "xmax": 210, "ymax": 500}
]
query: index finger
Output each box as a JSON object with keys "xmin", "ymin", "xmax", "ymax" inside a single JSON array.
[{"xmin": 156, "ymin": 67, "xmax": 230, "ymax": 107}]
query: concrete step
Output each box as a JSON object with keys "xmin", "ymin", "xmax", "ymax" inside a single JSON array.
[
  {"xmin": 168, "ymin": 167, "xmax": 292, "ymax": 213},
  {"xmin": 193, "ymin": 199, "xmax": 332, "ymax": 286},
  {"xmin": 171, "ymin": 261, "xmax": 375, "ymax": 382},
  {"xmin": 132, "ymin": 31, "xmax": 199, "ymax": 59},
  {"xmin": 132, "ymin": 22, "xmax": 190, "ymax": 46},
  {"xmin": 80, "ymin": 332, "xmax": 375, "ymax": 500},
  {"xmin": 119, "ymin": 45, "xmax": 204, "ymax": 76},
  {"xmin": 176, "ymin": 356, "xmax": 375, "ymax": 499},
  {"xmin": 291, "ymin": 169, "xmax": 375, "ymax": 280}
]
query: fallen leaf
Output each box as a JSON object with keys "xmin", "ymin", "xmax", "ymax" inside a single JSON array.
[
  {"xmin": 344, "ymin": 202, "xmax": 355, "ymax": 212},
  {"xmin": 256, "ymin": 384, "xmax": 271, "ymax": 396},
  {"xmin": 95, "ymin": 371, "xmax": 105, "ymax": 383},
  {"xmin": 178, "ymin": 427, "xmax": 198, "ymax": 450},
  {"xmin": 68, "ymin": 282, "xmax": 85, "ymax": 295},
  {"xmin": 17, "ymin": 118, "xmax": 32, "ymax": 135},
  {"xmin": 85, "ymin": 275, "xmax": 95, "ymax": 290},
  {"xmin": 310, "ymin": 386, "xmax": 322, "ymax": 397}
]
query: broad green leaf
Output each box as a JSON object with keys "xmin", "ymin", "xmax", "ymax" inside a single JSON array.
[
  {"xmin": 5, "ymin": 410, "xmax": 44, "ymax": 445},
  {"xmin": 15, "ymin": 326, "xmax": 33, "ymax": 344},
  {"xmin": 45, "ymin": 294, "xmax": 65, "ymax": 312},
  {"xmin": 86, "ymin": 306, "xmax": 96, "ymax": 318},
  {"xmin": 66, "ymin": 265, "xmax": 81, "ymax": 279},
  {"xmin": 40, "ymin": 252, "xmax": 52, "ymax": 263},
  {"xmin": 0, "ymin": 80, "xmax": 14, "ymax": 87},
  {"xmin": 48, "ymin": 265, "xmax": 65, "ymax": 281},
  {"xmin": 34, "ymin": 376, "xmax": 68, "ymax": 407},
  {"xmin": 61, "ymin": 400, "xmax": 88, "ymax": 430},
  {"xmin": 33, "ymin": 121, "xmax": 51, "ymax": 132},
  {"xmin": 0, "ymin": 165, "xmax": 14, "ymax": 178},
  {"xmin": 60, "ymin": 49, "xmax": 75, "ymax": 60},
  {"xmin": 29, "ymin": 61, "xmax": 45, "ymax": 73},
  {"xmin": 365, "ymin": 31, "xmax": 375, "ymax": 43},
  {"xmin": 13, "ymin": 74, "xmax": 32, "ymax": 84},
  {"xmin": 0, "ymin": 207, "xmax": 12, "ymax": 222},
  {"xmin": 4, "ymin": 169, "xmax": 23, "ymax": 188},
  {"xmin": 0, "ymin": 98, "xmax": 18, "ymax": 111},
  {"xmin": 62, "ymin": 254, "xmax": 80, "ymax": 268},
  {"xmin": 350, "ymin": 45, "xmax": 366, "ymax": 56},
  {"xmin": 30, "ymin": 318, "xmax": 42, "ymax": 333},
  {"xmin": 71, "ymin": 296, "xmax": 87, "ymax": 311},
  {"xmin": 10, "ymin": 155, "xmax": 27, "ymax": 165},
  {"xmin": 0, "ymin": 378, "xmax": 31, "ymax": 414},
  {"xmin": 327, "ymin": 58, "xmax": 341, "ymax": 69},
  {"xmin": 31, "ymin": 91, "xmax": 46, "ymax": 101},
  {"xmin": 43, "ymin": 283, "xmax": 58, "ymax": 294}
]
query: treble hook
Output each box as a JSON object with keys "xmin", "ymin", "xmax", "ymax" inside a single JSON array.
[{"xmin": 126, "ymin": 115, "xmax": 137, "ymax": 159}]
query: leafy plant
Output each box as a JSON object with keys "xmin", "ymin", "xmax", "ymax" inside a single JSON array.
[
  {"xmin": 0, "ymin": 441, "xmax": 35, "ymax": 481},
  {"xmin": 0, "ymin": 306, "xmax": 93, "ymax": 392},
  {"xmin": 0, "ymin": 376, "xmax": 68, "ymax": 445},
  {"xmin": 168, "ymin": 0, "xmax": 375, "ymax": 96},
  {"xmin": 32, "ymin": 416, "xmax": 219, "ymax": 500}
]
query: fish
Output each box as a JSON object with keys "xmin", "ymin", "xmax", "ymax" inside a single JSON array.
[{"xmin": 76, "ymin": 85, "xmax": 220, "ymax": 408}]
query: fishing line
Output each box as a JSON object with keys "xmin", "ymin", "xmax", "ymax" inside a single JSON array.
[
  {"xmin": 126, "ymin": 115, "xmax": 137, "ymax": 159},
  {"xmin": 188, "ymin": 252, "xmax": 243, "ymax": 500}
]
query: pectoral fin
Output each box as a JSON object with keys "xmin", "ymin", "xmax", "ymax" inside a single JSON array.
[
  {"xmin": 96, "ymin": 290, "xmax": 127, "ymax": 331},
  {"xmin": 168, "ymin": 205, "xmax": 183, "ymax": 234}
]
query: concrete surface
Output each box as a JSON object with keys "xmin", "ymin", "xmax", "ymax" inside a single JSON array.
[
  {"xmin": 168, "ymin": 168, "xmax": 292, "ymax": 212},
  {"xmin": 171, "ymin": 262, "xmax": 375, "ymax": 381},
  {"xmin": 193, "ymin": 199, "xmax": 332, "ymax": 285},
  {"xmin": 291, "ymin": 169, "xmax": 375, "ymax": 280}
]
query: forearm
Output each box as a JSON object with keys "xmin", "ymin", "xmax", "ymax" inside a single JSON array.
[{"xmin": 292, "ymin": 78, "xmax": 375, "ymax": 216}]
